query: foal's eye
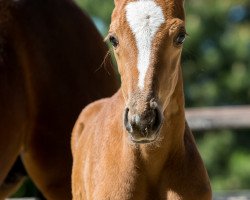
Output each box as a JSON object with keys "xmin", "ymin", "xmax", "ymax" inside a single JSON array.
[
  {"xmin": 109, "ymin": 35, "xmax": 119, "ymax": 48},
  {"xmin": 175, "ymin": 32, "xmax": 186, "ymax": 46}
]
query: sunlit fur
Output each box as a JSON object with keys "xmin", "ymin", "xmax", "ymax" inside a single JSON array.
[
  {"xmin": 72, "ymin": 0, "xmax": 212, "ymax": 199},
  {"xmin": 0, "ymin": 0, "xmax": 117, "ymax": 199}
]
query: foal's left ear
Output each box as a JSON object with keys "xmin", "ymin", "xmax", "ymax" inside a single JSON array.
[
  {"xmin": 114, "ymin": 0, "xmax": 119, "ymax": 6},
  {"xmin": 113, "ymin": 0, "xmax": 126, "ymax": 7}
]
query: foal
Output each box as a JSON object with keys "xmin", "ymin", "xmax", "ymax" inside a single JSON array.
[{"xmin": 72, "ymin": 0, "xmax": 212, "ymax": 199}]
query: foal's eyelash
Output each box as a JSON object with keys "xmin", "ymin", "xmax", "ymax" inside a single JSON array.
[{"xmin": 104, "ymin": 34, "xmax": 110, "ymax": 42}]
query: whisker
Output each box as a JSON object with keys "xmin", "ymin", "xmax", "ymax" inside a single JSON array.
[{"xmin": 95, "ymin": 49, "xmax": 112, "ymax": 75}]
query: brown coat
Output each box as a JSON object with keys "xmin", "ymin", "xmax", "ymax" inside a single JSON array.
[{"xmin": 0, "ymin": 0, "xmax": 117, "ymax": 199}]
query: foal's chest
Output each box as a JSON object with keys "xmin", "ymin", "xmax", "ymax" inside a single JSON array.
[{"xmin": 90, "ymin": 159, "xmax": 168, "ymax": 200}]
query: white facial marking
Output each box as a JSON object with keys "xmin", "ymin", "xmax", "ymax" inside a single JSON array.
[{"xmin": 126, "ymin": 0, "xmax": 165, "ymax": 89}]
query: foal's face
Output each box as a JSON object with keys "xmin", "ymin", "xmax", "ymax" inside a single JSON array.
[{"xmin": 108, "ymin": 0, "xmax": 186, "ymax": 143}]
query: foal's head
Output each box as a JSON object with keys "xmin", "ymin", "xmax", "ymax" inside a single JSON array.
[{"xmin": 108, "ymin": 0, "xmax": 186, "ymax": 143}]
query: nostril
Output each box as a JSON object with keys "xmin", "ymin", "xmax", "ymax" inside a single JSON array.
[
  {"xmin": 150, "ymin": 100, "xmax": 158, "ymax": 109},
  {"xmin": 124, "ymin": 108, "xmax": 133, "ymax": 133},
  {"xmin": 124, "ymin": 104, "xmax": 162, "ymax": 135},
  {"xmin": 132, "ymin": 114, "xmax": 140, "ymax": 125},
  {"xmin": 151, "ymin": 107, "xmax": 162, "ymax": 132}
]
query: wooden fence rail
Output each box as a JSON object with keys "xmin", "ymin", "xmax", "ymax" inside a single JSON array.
[{"xmin": 186, "ymin": 105, "xmax": 250, "ymax": 131}]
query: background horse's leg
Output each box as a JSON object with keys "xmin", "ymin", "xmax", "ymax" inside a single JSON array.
[
  {"xmin": 0, "ymin": 157, "xmax": 27, "ymax": 199},
  {"xmin": 0, "ymin": 154, "xmax": 22, "ymax": 200},
  {"xmin": 0, "ymin": 62, "xmax": 28, "ymax": 198},
  {"xmin": 21, "ymin": 120, "xmax": 73, "ymax": 200},
  {"xmin": 0, "ymin": 132, "xmax": 22, "ymax": 185},
  {"xmin": 0, "ymin": 114, "xmax": 26, "ymax": 200}
]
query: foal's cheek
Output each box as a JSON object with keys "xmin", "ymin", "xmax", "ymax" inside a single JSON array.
[{"xmin": 118, "ymin": 65, "xmax": 129, "ymax": 101}]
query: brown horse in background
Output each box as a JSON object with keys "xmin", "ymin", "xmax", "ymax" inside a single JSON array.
[{"xmin": 0, "ymin": 0, "xmax": 117, "ymax": 199}]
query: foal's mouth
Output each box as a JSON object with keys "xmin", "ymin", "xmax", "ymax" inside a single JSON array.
[
  {"xmin": 129, "ymin": 133, "xmax": 160, "ymax": 144},
  {"xmin": 128, "ymin": 123, "xmax": 162, "ymax": 144}
]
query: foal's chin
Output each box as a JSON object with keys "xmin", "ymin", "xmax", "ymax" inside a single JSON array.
[{"xmin": 128, "ymin": 130, "xmax": 161, "ymax": 144}]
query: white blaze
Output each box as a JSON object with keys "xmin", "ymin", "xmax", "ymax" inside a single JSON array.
[{"xmin": 126, "ymin": 0, "xmax": 165, "ymax": 89}]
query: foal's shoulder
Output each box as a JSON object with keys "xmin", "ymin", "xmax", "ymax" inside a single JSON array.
[
  {"xmin": 71, "ymin": 97, "xmax": 109, "ymax": 153},
  {"xmin": 71, "ymin": 90, "xmax": 123, "ymax": 152},
  {"xmin": 80, "ymin": 90, "xmax": 123, "ymax": 119},
  {"xmin": 72, "ymin": 91, "xmax": 121, "ymax": 134},
  {"xmin": 79, "ymin": 98, "xmax": 109, "ymax": 121}
]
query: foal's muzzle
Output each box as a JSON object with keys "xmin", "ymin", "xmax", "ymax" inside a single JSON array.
[{"xmin": 124, "ymin": 101, "xmax": 163, "ymax": 143}]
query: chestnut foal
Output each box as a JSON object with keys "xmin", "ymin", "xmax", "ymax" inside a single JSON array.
[
  {"xmin": 0, "ymin": 0, "xmax": 117, "ymax": 199},
  {"xmin": 72, "ymin": 0, "xmax": 212, "ymax": 199}
]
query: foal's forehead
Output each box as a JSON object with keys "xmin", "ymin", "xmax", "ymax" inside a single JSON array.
[
  {"xmin": 112, "ymin": 0, "xmax": 185, "ymax": 24},
  {"xmin": 124, "ymin": 0, "xmax": 166, "ymax": 23},
  {"xmin": 125, "ymin": 1, "xmax": 165, "ymax": 33},
  {"xmin": 124, "ymin": 0, "xmax": 166, "ymax": 89}
]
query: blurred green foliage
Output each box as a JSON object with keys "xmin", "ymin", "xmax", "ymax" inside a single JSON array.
[
  {"xmin": 196, "ymin": 131, "xmax": 250, "ymax": 190},
  {"xmin": 75, "ymin": 0, "xmax": 250, "ymax": 192},
  {"xmin": 75, "ymin": 0, "xmax": 114, "ymax": 34},
  {"xmin": 183, "ymin": 0, "xmax": 250, "ymax": 191},
  {"xmin": 183, "ymin": 0, "xmax": 250, "ymax": 107}
]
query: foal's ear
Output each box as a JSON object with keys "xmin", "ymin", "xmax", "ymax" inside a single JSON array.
[
  {"xmin": 114, "ymin": 0, "xmax": 124, "ymax": 6},
  {"xmin": 174, "ymin": 0, "xmax": 185, "ymax": 20}
]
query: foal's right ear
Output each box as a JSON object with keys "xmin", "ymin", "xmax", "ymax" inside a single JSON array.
[{"xmin": 114, "ymin": 0, "xmax": 123, "ymax": 6}]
